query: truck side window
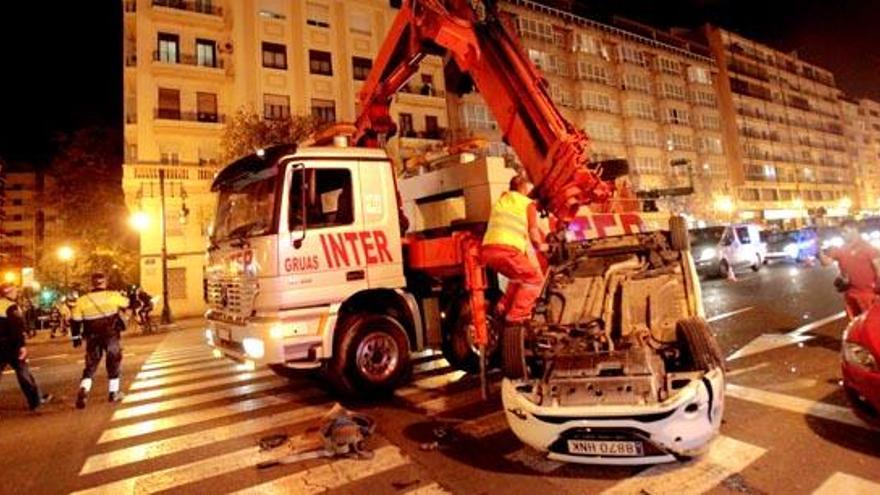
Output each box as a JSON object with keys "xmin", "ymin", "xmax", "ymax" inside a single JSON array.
[
  {"xmin": 290, "ymin": 168, "xmax": 354, "ymax": 230},
  {"xmin": 735, "ymin": 226, "xmax": 751, "ymax": 244}
]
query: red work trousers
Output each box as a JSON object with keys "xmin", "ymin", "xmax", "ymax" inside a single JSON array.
[
  {"xmin": 844, "ymin": 289, "xmax": 877, "ymax": 320},
  {"xmin": 481, "ymin": 244, "xmax": 544, "ymax": 323}
]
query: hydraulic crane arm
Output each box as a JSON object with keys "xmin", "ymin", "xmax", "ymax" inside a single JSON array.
[{"xmin": 354, "ymin": 0, "xmax": 615, "ymax": 221}]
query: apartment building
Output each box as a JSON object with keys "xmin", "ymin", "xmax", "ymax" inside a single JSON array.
[
  {"xmin": 0, "ymin": 167, "xmax": 59, "ymax": 271},
  {"xmin": 842, "ymin": 97, "xmax": 880, "ymax": 213},
  {"xmin": 445, "ymin": 0, "xmax": 732, "ymax": 223},
  {"xmin": 123, "ymin": 0, "xmax": 448, "ymax": 316},
  {"xmin": 700, "ymin": 26, "xmax": 854, "ymax": 227}
]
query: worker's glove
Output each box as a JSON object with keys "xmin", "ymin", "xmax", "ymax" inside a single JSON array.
[{"xmin": 72, "ymin": 336, "xmax": 82, "ymax": 348}]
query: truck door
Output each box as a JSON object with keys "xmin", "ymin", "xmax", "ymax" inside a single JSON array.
[
  {"xmin": 358, "ymin": 159, "xmax": 405, "ymax": 289},
  {"xmin": 280, "ymin": 161, "xmax": 367, "ymax": 306}
]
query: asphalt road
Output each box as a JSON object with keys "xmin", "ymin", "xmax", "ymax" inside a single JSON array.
[{"xmin": 1, "ymin": 261, "xmax": 879, "ymax": 494}]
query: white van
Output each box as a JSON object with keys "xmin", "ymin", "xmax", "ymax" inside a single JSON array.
[{"xmin": 691, "ymin": 224, "xmax": 766, "ymax": 278}]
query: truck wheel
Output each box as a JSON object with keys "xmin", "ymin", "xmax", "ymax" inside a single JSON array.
[
  {"xmin": 501, "ymin": 325, "xmax": 529, "ymax": 379},
  {"xmin": 676, "ymin": 317, "xmax": 724, "ymax": 372},
  {"xmin": 441, "ymin": 302, "xmax": 499, "ymax": 373},
  {"xmin": 326, "ymin": 313, "xmax": 412, "ymax": 398},
  {"xmin": 669, "ymin": 216, "xmax": 690, "ymax": 251}
]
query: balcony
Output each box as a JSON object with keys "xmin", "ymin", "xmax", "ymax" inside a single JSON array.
[
  {"xmin": 124, "ymin": 163, "xmax": 219, "ymax": 183},
  {"xmin": 124, "ymin": 1, "xmax": 136, "ymax": 13},
  {"xmin": 152, "ymin": 51, "xmax": 224, "ymax": 69},
  {"xmin": 152, "ymin": 0, "xmax": 222, "ymax": 16},
  {"xmin": 154, "ymin": 109, "xmax": 225, "ymax": 124}
]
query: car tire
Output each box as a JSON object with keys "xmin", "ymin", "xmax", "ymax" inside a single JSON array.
[
  {"xmin": 441, "ymin": 300, "xmax": 499, "ymax": 374},
  {"xmin": 325, "ymin": 313, "xmax": 412, "ymax": 398},
  {"xmin": 676, "ymin": 317, "xmax": 724, "ymax": 372},
  {"xmin": 669, "ymin": 216, "xmax": 690, "ymax": 251},
  {"xmin": 501, "ymin": 325, "xmax": 529, "ymax": 380}
]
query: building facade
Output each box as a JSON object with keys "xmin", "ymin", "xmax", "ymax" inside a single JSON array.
[
  {"xmin": 842, "ymin": 98, "xmax": 880, "ymax": 214},
  {"xmin": 123, "ymin": 0, "xmax": 447, "ymax": 316},
  {"xmin": 0, "ymin": 167, "xmax": 59, "ymax": 273},
  {"xmin": 700, "ymin": 26, "xmax": 854, "ymax": 227}
]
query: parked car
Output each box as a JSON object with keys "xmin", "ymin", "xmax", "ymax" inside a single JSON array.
[
  {"xmin": 818, "ymin": 226, "xmax": 844, "ymax": 250},
  {"xmin": 761, "ymin": 228, "xmax": 819, "ymax": 264},
  {"xmin": 841, "ymin": 300, "xmax": 880, "ymax": 426},
  {"xmin": 691, "ymin": 224, "xmax": 766, "ymax": 278}
]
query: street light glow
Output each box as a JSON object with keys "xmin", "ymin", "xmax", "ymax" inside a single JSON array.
[
  {"xmin": 839, "ymin": 196, "xmax": 853, "ymax": 209},
  {"xmin": 3, "ymin": 271, "xmax": 18, "ymax": 284},
  {"xmin": 714, "ymin": 195, "xmax": 735, "ymax": 213},
  {"xmin": 129, "ymin": 211, "xmax": 150, "ymax": 231},
  {"xmin": 57, "ymin": 245, "xmax": 75, "ymax": 262}
]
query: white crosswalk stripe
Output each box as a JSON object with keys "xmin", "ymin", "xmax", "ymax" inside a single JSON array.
[
  {"xmin": 122, "ymin": 370, "xmax": 274, "ymax": 404},
  {"xmin": 129, "ymin": 365, "xmax": 245, "ymax": 390},
  {"xmin": 813, "ymin": 472, "xmax": 880, "ymax": 495},
  {"xmin": 135, "ymin": 359, "xmax": 226, "ymax": 380}
]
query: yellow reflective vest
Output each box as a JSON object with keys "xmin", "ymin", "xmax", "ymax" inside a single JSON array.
[
  {"xmin": 483, "ymin": 191, "xmax": 532, "ymax": 252},
  {"xmin": 71, "ymin": 290, "xmax": 129, "ymax": 322}
]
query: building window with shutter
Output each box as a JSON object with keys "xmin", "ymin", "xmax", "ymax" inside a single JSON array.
[
  {"xmin": 262, "ymin": 42, "xmax": 287, "ymax": 70},
  {"xmin": 157, "ymin": 32, "xmax": 179, "ymax": 63},
  {"xmin": 196, "ymin": 39, "xmax": 217, "ymax": 67},
  {"xmin": 352, "ymin": 56, "xmax": 372, "ymax": 81},
  {"xmin": 157, "ymin": 88, "xmax": 181, "ymax": 119},
  {"xmin": 197, "ymin": 92, "xmax": 218, "ymax": 122},
  {"xmin": 263, "ymin": 94, "xmax": 290, "ymax": 120},
  {"xmin": 311, "ymin": 98, "xmax": 336, "ymax": 123},
  {"xmin": 309, "ymin": 50, "xmax": 333, "ymax": 76},
  {"xmin": 306, "ymin": 2, "xmax": 330, "ymax": 28}
]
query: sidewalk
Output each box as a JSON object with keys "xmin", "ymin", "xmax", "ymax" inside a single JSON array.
[{"xmin": 24, "ymin": 316, "xmax": 205, "ymax": 346}]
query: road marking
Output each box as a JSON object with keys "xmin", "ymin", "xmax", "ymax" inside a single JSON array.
[
  {"xmin": 726, "ymin": 362, "xmax": 770, "ymax": 378},
  {"xmin": 30, "ymin": 353, "xmax": 69, "ymax": 362},
  {"xmin": 129, "ymin": 366, "xmax": 243, "ymax": 390},
  {"xmin": 135, "ymin": 359, "xmax": 229, "ymax": 380},
  {"xmin": 82, "ymin": 402, "xmax": 334, "ymax": 474},
  {"xmin": 504, "ymin": 447, "xmax": 564, "ymax": 474},
  {"xmin": 140, "ymin": 355, "xmax": 214, "ymax": 370},
  {"xmin": 813, "ymin": 472, "xmax": 880, "ymax": 495},
  {"xmin": 726, "ymin": 384, "xmax": 874, "ymax": 430},
  {"xmin": 99, "ymin": 387, "xmax": 325, "ymax": 443},
  {"xmin": 146, "ymin": 347, "xmax": 211, "ymax": 359},
  {"xmin": 402, "ymin": 482, "xmax": 453, "ymax": 495},
  {"xmin": 143, "ymin": 350, "xmax": 212, "ymax": 365},
  {"xmin": 727, "ymin": 311, "xmax": 846, "ymax": 361},
  {"xmin": 147, "ymin": 344, "xmax": 210, "ymax": 357},
  {"xmin": 707, "ymin": 306, "xmax": 753, "ymax": 323},
  {"xmin": 122, "ymin": 370, "xmax": 274, "ymax": 404},
  {"xmin": 112, "ymin": 380, "xmax": 287, "ymax": 421},
  {"xmin": 600, "ymin": 435, "xmax": 766, "ymax": 495},
  {"xmin": 229, "ymin": 445, "xmax": 410, "ymax": 495}
]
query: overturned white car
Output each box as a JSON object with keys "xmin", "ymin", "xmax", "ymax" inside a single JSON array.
[{"xmin": 500, "ymin": 214, "xmax": 725, "ymax": 464}]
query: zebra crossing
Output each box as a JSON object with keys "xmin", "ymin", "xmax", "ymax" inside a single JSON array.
[{"xmin": 70, "ymin": 334, "xmax": 880, "ymax": 494}]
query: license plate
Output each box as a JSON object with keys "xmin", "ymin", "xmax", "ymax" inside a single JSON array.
[{"xmin": 567, "ymin": 440, "xmax": 644, "ymax": 457}]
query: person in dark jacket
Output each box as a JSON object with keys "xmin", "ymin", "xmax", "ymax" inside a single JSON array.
[{"xmin": 0, "ymin": 283, "xmax": 52, "ymax": 411}]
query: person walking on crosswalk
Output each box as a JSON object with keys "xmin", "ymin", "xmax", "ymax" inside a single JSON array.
[
  {"xmin": 0, "ymin": 283, "xmax": 53, "ymax": 411},
  {"xmin": 71, "ymin": 273, "xmax": 130, "ymax": 409}
]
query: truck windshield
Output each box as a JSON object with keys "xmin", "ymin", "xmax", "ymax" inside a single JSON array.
[{"xmin": 212, "ymin": 168, "xmax": 277, "ymax": 243}]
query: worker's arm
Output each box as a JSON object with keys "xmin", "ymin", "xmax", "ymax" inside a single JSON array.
[
  {"xmin": 70, "ymin": 300, "xmax": 84, "ymax": 346},
  {"xmin": 527, "ymin": 203, "xmax": 548, "ymax": 252}
]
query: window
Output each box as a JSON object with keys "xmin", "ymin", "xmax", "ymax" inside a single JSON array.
[
  {"xmin": 160, "ymin": 151, "xmax": 179, "ymax": 164},
  {"xmin": 425, "ymin": 115, "xmax": 440, "ymax": 138},
  {"xmin": 352, "ymin": 56, "xmax": 372, "ymax": 81},
  {"xmin": 627, "ymin": 100, "xmax": 655, "ymax": 120},
  {"xmin": 634, "ymin": 156, "xmax": 662, "ymax": 174},
  {"xmin": 309, "ymin": 50, "xmax": 333, "ymax": 75},
  {"xmin": 739, "ymin": 188, "xmax": 759, "ymax": 201},
  {"xmin": 630, "ymin": 128, "xmax": 657, "ymax": 146},
  {"xmin": 657, "ymin": 57, "xmax": 680, "ymax": 74},
  {"xmin": 735, "ymin": 226, "xmax": 752, "ymax": 244},
  {"xmin": 666, "ymin": 107, "xmax": 690, "ymax": 125},
  {"xmin": 157, "ymin": 88, "xmax": 181, "ymax": 119},
  {"xmin": 693, "ymin": 91, "xmax": 716, "ymax": 107},
  {"xmin": 527, "ymin": 49, "xmax": 549, "ymax": 71},
  {"xmin": 168, "ymin": 268, "xmax": 187, "ymax": 300},
  {"xmin": 581, "ymin": 91, "xmax": 615, "ymax": 113},
  {"xmin": 157, "ymin": 33, "xmax": 179, "ymax": 63},
  {"xmin": 551, "ymin": 84, "xmax": 575, "ymax": 107},
  {"xmin": 311, "ymin": 98, "xmax": 336, "ymax": 123},
  {"xmin": 289, "ymin": 169, "xmax": 354, "ymax": 230},
  {"xmin": 462, "ymin": 103, "xmax": 495, "ymax": 130},
  {"xmin": 701, "ymin": 113, "xmax": 721, "ymax": 130},
  {"xmin": 698, "ymin": 136, "xmax": 723, "ymax": 155},
  {"xmin": 576, "ymin": 61, "xmax": 609, "ymax": 84},
  {"xmin": 306, "ymin": 2, "xmax": 330, "ymax": 28},
  {"xmin": 687, "ymin": 66, "xmax": 711, "ymax": 85},
  {"xmin": 263, "ymin": 94, "xmax": 290, "ymax": 120},
  {"xmin": 546, "ymin": 54, "xmax": 568, "ymax": 76},
  {"xmin": 668, "ymin": 133, "xmax": 693, "ymax": 151},
  {"xmin": 517, "ymin": 17, "xmax": 554, "ymax": 43},
  {"xmin": 196, "ymin": 92, "xmax": 218, "ymax": 122},
  {"xmin": 662, "ymin": 83, "xmax": 687, "ymax": 100},
  {"xmin": 262, "ymin": 42, "xmax": 287, "ymax": 69},
  {"xmin": 399, "ymin": 112, "xmax": 415, "ymax": 137},
  {"xmin": 349, "ymin": 11, "xmax": 371, "ymax": 35},
  {"xmin": 574, "ymin": 33, "xmax": 600, "ymax": 55},
  {"xmin": 585, "ymin": 122, "xmax": 621, "ymax": 143},
  {"xmin": 622, "ymin": 73, "xmax": 651, "ymax": 92},
  {"xmin": 618, "ymin": 45, "xmax": 647, "ymax": 66},
  {"xmin": 196, "ymin": 39, "xmax": 217, "ymax": 68}
]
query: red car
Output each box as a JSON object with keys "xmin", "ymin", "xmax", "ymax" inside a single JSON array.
[{"xmin": 842, "ymin": 301, "xmax": 880, "ymax": 425}]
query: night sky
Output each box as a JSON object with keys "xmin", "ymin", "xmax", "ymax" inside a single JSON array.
[{"xmin": 0, "ymin": 0, "xmax": 877, "ymax": 165}]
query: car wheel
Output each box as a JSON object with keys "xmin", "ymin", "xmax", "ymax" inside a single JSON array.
[
  {"xmin": 676, "ymin": 317, "xmax": 724, "ymax": 372},
  {"xmin": 751, "ymin": 254, "xmax": 762, "ymax": 272},
  {"xmin": 325, "ymin": 313, "xmax": 412, "ymax": 398},
  {"xmin": 441, "ymin": 300, "xmax": 500, "ymax": 374},
  {"xmin": 501, "ymin": 324, "xmax": 529, "ymax": 379}
]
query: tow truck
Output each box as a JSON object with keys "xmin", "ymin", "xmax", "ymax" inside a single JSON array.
[{"xmin": 205, "ymin": 0, "xmax": 725, "ymax": 464}]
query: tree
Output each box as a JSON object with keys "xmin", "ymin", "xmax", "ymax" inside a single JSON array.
[
  {"xmin": 38, "ymin": 127, "xmax": 138, "ymax": 289},
  {"xmin": 220, "ymin": 108, "xmax": 322, "ymax": 162}
]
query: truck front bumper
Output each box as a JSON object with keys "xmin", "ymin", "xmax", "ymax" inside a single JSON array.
[
  {"xmin": 205, "ymin": 307, "xmax": 335, "ymax": 370},
  {"xmin": 501, "ymin": 368, "xmax": 725, "ymax": 465}
]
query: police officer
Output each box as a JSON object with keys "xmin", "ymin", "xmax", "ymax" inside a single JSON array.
[
  {"xmin": 0, "ymin": 283, "xmax": 52, "ymax": 411},
  {"xmin": 71, "ymin": 273, "xmax": 130, "ymax": 409}
]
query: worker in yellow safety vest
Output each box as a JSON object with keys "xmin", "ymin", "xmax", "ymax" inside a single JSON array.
[
  {"xmin": 71, "ymin": 273, "xmax": 130, "ymax": 409},
  {"xmin": 480, "ymin": 175, "xmax": 547, "ymax": 323}
]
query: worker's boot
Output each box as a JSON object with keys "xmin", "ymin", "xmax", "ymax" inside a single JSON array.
[
  {"xmin": 75, "ymin": 387, "xmax": 88, "ymax": 409},
  {"xmin": 108, "ymin": 391, "xmax": 125, "ymax": 403}
]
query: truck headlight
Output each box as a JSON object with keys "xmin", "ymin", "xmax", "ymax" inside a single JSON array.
[
  {"xmin": 205, "ymin": 329, "xmax": 214, "ymax": 345},
  {"xmin": 842, "ymin": 342, "xmax": 878, "ymax": 371},
  {"xmin": 699, "ymin": 247, "xmax": 718, "ymax": 261},
  {"xmin": 242, "ymin": 337, "xmax": 265, "ymax": 359},
  {"xmin": 783, "ymin": 243, "xmax": 799, "ymax": 259}
]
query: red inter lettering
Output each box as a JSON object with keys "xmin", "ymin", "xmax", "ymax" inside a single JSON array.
[
  {"xmin": 373, "ymin": 230, "xmax": 393, "ymax": 263},
  {"xmin": 619, "ymin": 213, "xmax": 644, "ymax": 235},
  {"xmin": 319, "ymin": 234, "xmax": 334, "ymax": 269},
  {"xmin": 593, "ymin": 214, "xmax": 617, "ymax": 238},
  {"xmin": 360, "ymin": 231, "xmax": 378, "ymax": 264},
  {"xmin": 327, "ymin": 234, "xmax": 350, "ymax": 267},
  {"xmin": 344, "ymin": 232, "xmax": 362, "ymax": 265}
]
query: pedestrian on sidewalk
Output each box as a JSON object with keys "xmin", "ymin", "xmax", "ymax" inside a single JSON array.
[
  {"xmin": 0, "ymin": 284, "xmax": 53, "ymax": 411},
  {"xmin": 71, "ymin": 273, "xmax": 130, "ymax": 409},
  {"xmin": 820, "ymin": 220, "xmax": 880, "ymax": 319}
]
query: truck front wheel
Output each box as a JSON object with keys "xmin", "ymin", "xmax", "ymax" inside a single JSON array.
[
  {"xmin": 441, "ymin": 302, "xmax": 499, "ymax": 373},
  {"xmin": 326, "ymin": 313, "xmax": 412, "ymax": 398}
]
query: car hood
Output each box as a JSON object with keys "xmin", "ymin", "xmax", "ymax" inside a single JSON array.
[{"xmin": 847, "ymin": 303, "xmax": 880, "ymax": 359}]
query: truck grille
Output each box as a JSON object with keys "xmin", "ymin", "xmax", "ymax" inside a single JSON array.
[{"xmin": 206, "ymin": 277, "xmax": 258, "ymax": 318}]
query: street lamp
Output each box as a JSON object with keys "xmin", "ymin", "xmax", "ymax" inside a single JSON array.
[
  {"xmin": 3, "ymin": 271, "xmax": 17, "ymax": 284},
  {"xmin": 57, "ymin": 245, "xmax": 74, "ymax": 287}
]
